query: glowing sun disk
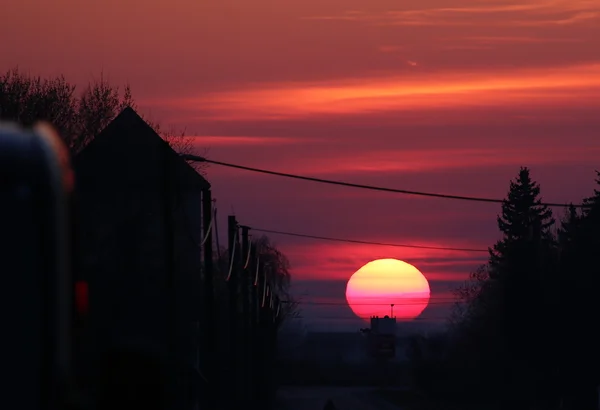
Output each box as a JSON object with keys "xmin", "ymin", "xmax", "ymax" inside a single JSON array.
[{"xmin": 345, "ymin": 258, "xmax": 431, "ymax": 321}]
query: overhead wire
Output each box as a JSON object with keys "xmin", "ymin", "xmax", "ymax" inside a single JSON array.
[
  {"xmin": 212, "ymin": 200, "xmax": 222, "ymax": 261},
  {"xmin": 254, "ymin": 255, "xmax": 260, "ymax": 286},
  {"xmin": 294, "ymin": 316, "xmax": 451, "ymax": 321},
  {"xmin": 262, "ymin": 271, "xmax": 268, "ymax": 307},
  {"xmin": 180, "ymin": 155, "xmax": 588, "ymax": 208},
  {"xmin": 247, "ymin": 226, "xmax": 488, "ymax": 252},
  {"xmin": 225, "ymin": 229, "xmax": 237, "ymax": 281},
  {"xmin": 288, "ymin": 300, "xmax": 456, "ymax": 306},
  {"xmin": 340, "ymin": 296, "xmax": 457, "ymax": 300},
  {"xmin": 200, "ymin": 202, "xmax": 214, "ymax": 246},
  {"xmin": 243, "ymin": 241, "xmax": 252, "ymax": 269}
]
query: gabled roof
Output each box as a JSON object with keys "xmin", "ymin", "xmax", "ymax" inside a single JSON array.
[{"xmin": 74, "ymin": 106, "xmax": 210, "ymax": 191}]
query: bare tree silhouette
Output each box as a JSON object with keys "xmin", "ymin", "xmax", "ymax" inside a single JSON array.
[{"xmin": 0, "ymin": 68, "xmax": 208, "ymax": 174}]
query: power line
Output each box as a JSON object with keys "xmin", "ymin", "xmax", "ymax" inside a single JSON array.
[
  {"xmin": 284, "ymin": 300, "xmax": 456, "ymax": 306},
  {"xmin": 344, "ymin": 297, "xmax": 457, "ymax": 300},
  {"xmin": 247, "ymin": 226, "xmax": 489, "ymax": 252},
  {"xmin": 312, "ymin": 297, "xmax": 458, "ymax": 301},
  {"xmin": 295, "ymin": 316, "xmax": 450, "ymax": 321},
  {"xmin": 181, "ymin": 154, "xmax": 587, "ymax": 208},
  {"xmin": 296, "ymin": 314, "xmax": 448, "ymax": 323}
]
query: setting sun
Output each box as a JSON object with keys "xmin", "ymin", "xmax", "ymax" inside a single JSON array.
[{"xmin": 345, "ymin": 259, "xmax": 431, "ymax": 321}]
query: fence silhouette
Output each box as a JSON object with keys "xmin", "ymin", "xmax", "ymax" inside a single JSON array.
[{"xmin": 72, "ymin": 107, "xmax": 281, "ymax": 410}]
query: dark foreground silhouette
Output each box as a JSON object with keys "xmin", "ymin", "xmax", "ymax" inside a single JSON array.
[
  {"xmin": 323, "ymin": 399, "xmax": 337, "ymax": 410},
  {"xmin": 96, "ymin": 348, "xmax": 167, "ymax": 410}
]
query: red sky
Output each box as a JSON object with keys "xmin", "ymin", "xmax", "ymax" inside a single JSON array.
[{"xmin": 4, "ymin": 0, "xmax": 600, "ymax": 330}]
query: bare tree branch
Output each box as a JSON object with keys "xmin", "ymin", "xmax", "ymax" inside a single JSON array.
[{"xmin": 0, "ymin": 67, "xmax": 209, "ymax": 175}]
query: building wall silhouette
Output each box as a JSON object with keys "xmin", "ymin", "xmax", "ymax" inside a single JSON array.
[{"xmin": 73, "ymin": 107, "xmax": 209, "ymax": 410}]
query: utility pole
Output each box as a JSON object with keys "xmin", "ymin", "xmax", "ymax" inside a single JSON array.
[
  {"xmin": 255, "ymin": 262, "xmax": 266, "ymax": 407},
  {"xmin": 249, "ymin": 242, "xmax": 259, "ymax": 406},
  {"xmin": 241, "ymin": 225, "xmax": 251, "ymax": 403},
  {"xmin": 227, "ymin": 215, "xmax": 239, "ymax": 409},
  {"xmin": 257, "ymin": 262, "xmax": 272, "ymax": 408},
  {"xmin": 201, "ymin": 188, "xmax": 215, "ymax": 409}
]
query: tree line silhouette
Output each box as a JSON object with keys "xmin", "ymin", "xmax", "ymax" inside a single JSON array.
[{"xmin": 409, "ymin": 167, "xmax": 600, "ymax": 410}]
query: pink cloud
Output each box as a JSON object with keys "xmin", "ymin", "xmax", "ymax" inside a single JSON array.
[{"xmin": 236, "ymin": 146, "xmax": 600, "ymax": 176}]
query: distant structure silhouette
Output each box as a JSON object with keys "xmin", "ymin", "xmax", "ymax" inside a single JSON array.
[{"xmin": 368, "ymin": 315, "xmax": 397, "ymax": 358}]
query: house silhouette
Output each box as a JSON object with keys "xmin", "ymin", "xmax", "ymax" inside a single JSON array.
[{"xmin": 72, "ymin": 107, "xmax": 210, "ymax": 410}]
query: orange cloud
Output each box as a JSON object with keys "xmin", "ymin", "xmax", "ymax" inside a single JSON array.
[
  {"xmin": 515, "ymin": 11, "xmax": 599, "ymax": 26},
  {"xmin": 461, "ymin": 36, "xmax": 583, "ymax": 44},
  {"xmin": 188, "ymin": 135, "xmax": 307, "ymax": 146},
  {"xmin": 167, "ymin": 63, "xmax": 600, "ymax": 120},
  {"xmin": 305, "ymin": 0, "xmax": 600, "ymax": 27}
]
